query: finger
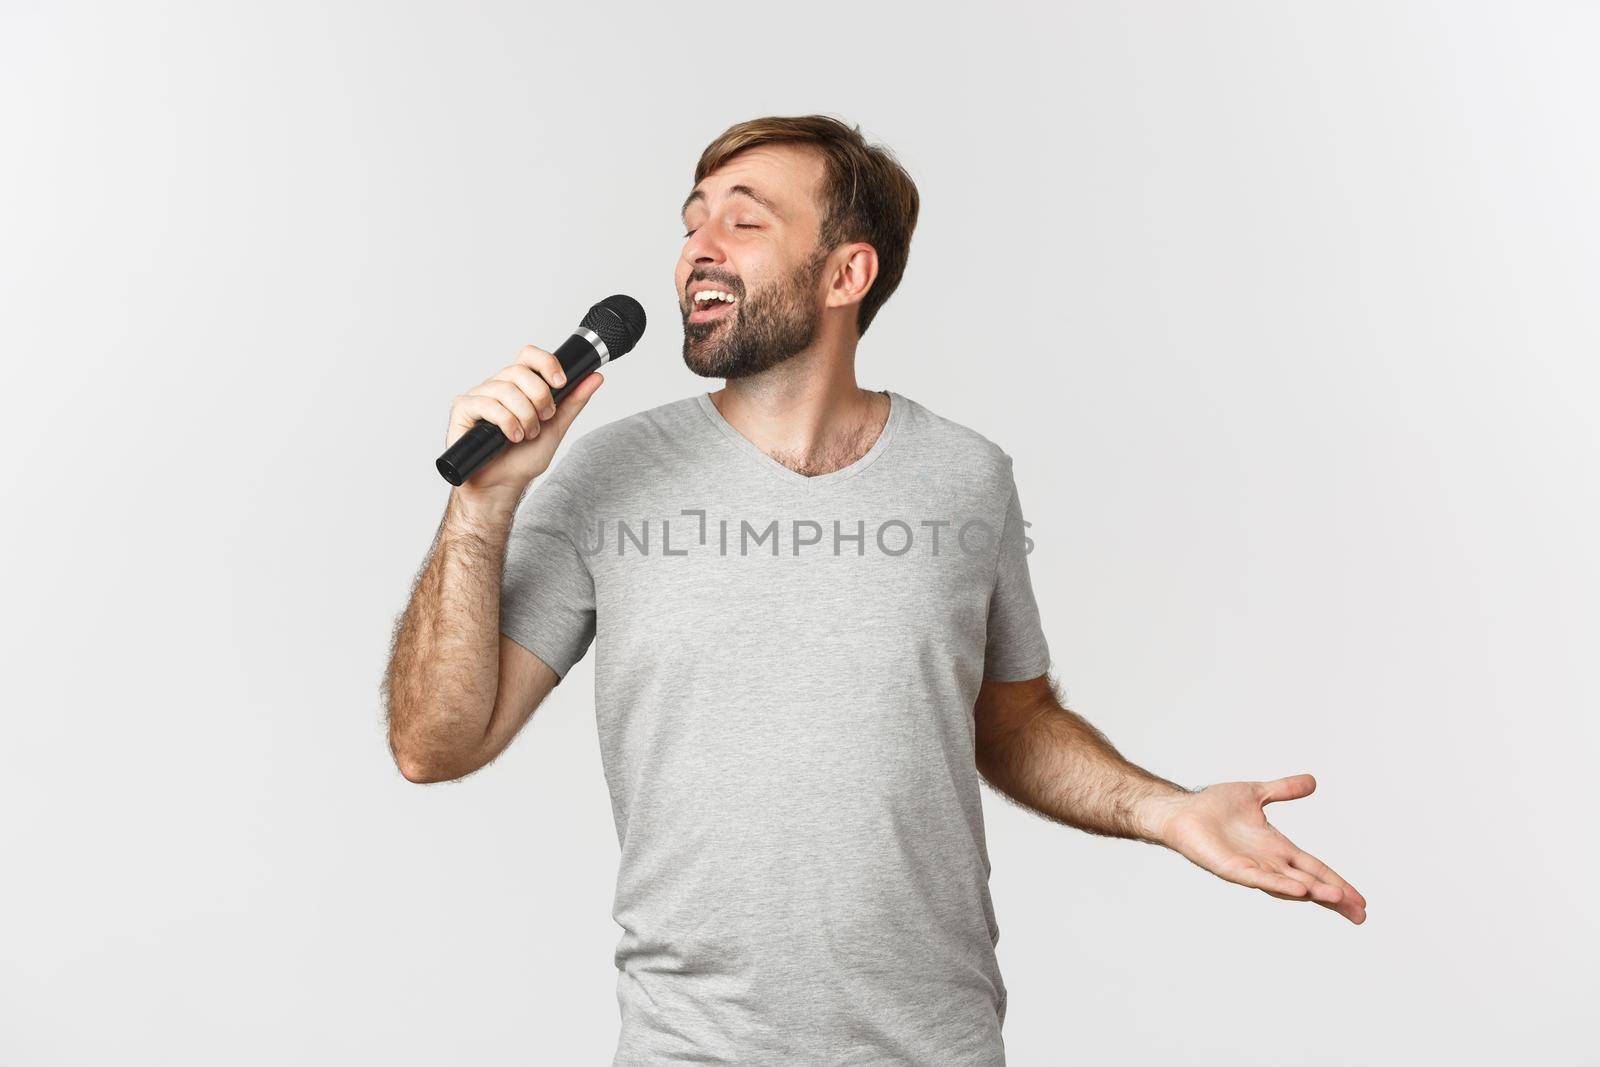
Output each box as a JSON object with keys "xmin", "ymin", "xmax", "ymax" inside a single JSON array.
[
  {"xmin": 1279, "ymin": 863, "xmax": 1345, "ymax": 906},
  {"xmin": 1262, "ymin": 848, "xmax": 1362, "ymax": 922},
  {"xmin": 1261, "ymin": 887, "xmax": 1312, "ymax": 904},
  {"xmin": 491, "ymin": 363, "xmax": 558, "ymax": 422},
  {"xmin": 1288, "ymin": 852, "xmax": 1367, "ymax": 921},
  {"xmin": 452, "ymin": 393, "xmax": 528, "ymax": 444},
  {"xmin": 470, "ymin": 379, "xmax": 541, "ymax": 438},
  {"xmin": 1225, "ymin": 864, "xmax": 1311, "ymax": 900},
  {"xmin": 514, "ymin": 345, "xmax": 568, "ymax": 395},
  {"xmin": 1288, "ymin": 851, "xmax": 1366, "ymax": 910},
  {"xmin": 1258, "ymin": 773, "xmax": 1316, "ymax": 805}
]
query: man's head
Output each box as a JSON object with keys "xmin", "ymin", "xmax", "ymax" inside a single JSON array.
[{"xmin": 677, "ymin": 115, "xmax": 920, "ymax": 379}]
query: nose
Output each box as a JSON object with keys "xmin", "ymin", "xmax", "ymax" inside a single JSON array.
[{"xmin": 682, "ymin": 225, "xmax": 725, "ymax": 270}]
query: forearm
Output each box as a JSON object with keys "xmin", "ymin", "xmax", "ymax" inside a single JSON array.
[
  {"xmin": 975, "ymin": 678, "xmax": 1192, "ymax": 844},
  {"xmin": 383, "ymin": 487, "xmax": 520, "ymax": 781}
]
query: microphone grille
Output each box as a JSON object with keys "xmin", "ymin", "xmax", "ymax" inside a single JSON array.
[{"xmin": 581, "ymin": 294, "xmax": 647, "ymax": 359}]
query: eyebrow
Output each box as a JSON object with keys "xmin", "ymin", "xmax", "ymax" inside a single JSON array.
[{"xmin": 680, "ymin": 183, "xmax": 781, "ymax": 220}]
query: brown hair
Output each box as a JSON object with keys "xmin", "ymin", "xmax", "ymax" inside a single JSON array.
[{"xmin": 694, "ymin": 115, "xmax": 920, "ymax": 338}]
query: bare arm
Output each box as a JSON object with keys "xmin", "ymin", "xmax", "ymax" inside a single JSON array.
[
  {"xmin": 974, "ymin": 674, "xmax": 1189, "ymax": 842},
  {"xmin": 973, "ymin": 674, "xmax": 1369, "ymax": 924},
  {"xmin": 382, "ymin": 490, "xmax": 561, "ymax": 783},
  {"xmin": 381, "ymin": 347, "xmax": 603, "ymax": 784}
]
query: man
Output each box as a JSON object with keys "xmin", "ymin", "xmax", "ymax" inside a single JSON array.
[{"xmin": 383, "ymin": 115, "xmax": 1367, "ymax": 1066}]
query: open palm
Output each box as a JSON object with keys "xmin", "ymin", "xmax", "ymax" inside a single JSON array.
[{"xmin": 1157, "ymin": 774, "xmax": 1367, "ymax": 924}]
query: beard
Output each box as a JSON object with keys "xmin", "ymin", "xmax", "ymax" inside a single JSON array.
[{"xmin": 681, "ymin": 247, "xmax": 829, "ymax": 380}]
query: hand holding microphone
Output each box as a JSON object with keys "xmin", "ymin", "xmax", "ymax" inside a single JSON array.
[{"xmin": 437, "ymin": 295, "xmax": 646, "ymax": 500}]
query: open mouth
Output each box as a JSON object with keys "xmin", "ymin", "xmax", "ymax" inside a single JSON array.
[{"xmin": 688, "ymin": 289, "xmax": 738, "ymax": 325}]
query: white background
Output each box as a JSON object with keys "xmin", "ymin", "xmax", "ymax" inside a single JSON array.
[{"xmin": 3, "ymin": 2, "xmax": 1595, "ymax": 1064}]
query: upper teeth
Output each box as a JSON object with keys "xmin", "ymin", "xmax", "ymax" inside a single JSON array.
[{"xmin": 694, "ymin": 290, "xmax": 736, "ymax": 303}]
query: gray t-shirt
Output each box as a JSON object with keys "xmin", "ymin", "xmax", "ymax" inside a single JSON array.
[{"xmin": 500, "ymin": 389, "xmax": 1051, "ymax": 1066}]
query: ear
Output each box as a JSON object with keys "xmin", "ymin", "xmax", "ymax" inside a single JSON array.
[{"xmin": 825, "ymin": 243, "xmax": 879, "ymax": 312}]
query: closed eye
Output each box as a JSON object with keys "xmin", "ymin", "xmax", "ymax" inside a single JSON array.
[{"xmin": 681, "ymin": 224, "xmax": 763, "ymax": 238}]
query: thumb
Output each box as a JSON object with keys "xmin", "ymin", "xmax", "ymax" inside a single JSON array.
[
  {"xmin": 1258, "ymin": 773, "xmax": 1316, "ymax": 806},
  {"xmin": 547, "ymin": 371, "xmax": 604, "ymax": 437}
]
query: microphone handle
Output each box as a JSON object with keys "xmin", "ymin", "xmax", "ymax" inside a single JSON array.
[{"xmin": 435, "ymin": 330, "xmax": 606, "ymax": 486}]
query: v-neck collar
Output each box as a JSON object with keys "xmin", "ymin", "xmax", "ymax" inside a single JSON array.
[{"xmin": 695, "ymin": 389, "xmax": 905, "ymax": 489}]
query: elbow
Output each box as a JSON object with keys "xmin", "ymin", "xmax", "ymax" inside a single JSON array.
[
  {"xmin": 972, "ymin": 721, "xmax": 1016, "ymax": 780},
  {"xmin": 395, "ymin": 752, "xmax": 452, "ymax": 784},
  {"xmin": 973, "ymin": 741, "xmax": 1004, "ymax": 789},
  {"xmin": 383, "ymin": 686, "xmax": 490, "ymax": 784},
  {"xmin": 389, "ymin": 736, "xmax": 469, "ymax": 785}
]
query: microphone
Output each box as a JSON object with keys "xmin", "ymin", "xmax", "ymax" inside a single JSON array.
[{"xmin": 436, "ymin": 294, "xmax": 646, "ymax": 486}]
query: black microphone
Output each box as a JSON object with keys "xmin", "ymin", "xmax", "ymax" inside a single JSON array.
[{"xmin": 436, "ymin": 294, "xmax": 646, "ymax": 486}]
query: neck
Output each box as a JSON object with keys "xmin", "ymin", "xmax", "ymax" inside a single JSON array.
[{"xmin": 707, "ymin": 339, "xmax": 890, "ymax": 478}]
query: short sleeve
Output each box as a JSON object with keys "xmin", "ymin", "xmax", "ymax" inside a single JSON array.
[
  {"xmin": 982, "ymin": 461, "xmax": 1051, "ymax": 681},
  {"xmin": 499, "ymin": 457, "xmax": 597, "ymax": 683}
]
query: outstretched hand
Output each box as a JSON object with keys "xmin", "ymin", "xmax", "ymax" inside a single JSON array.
[{"xmin": 1149, "ymin": 774, "xmax": 1367, "ymax": 924}]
